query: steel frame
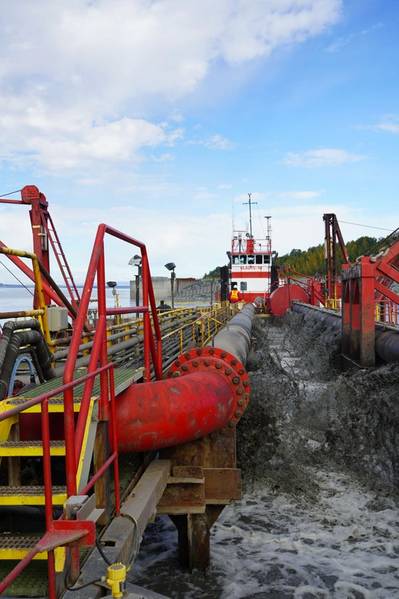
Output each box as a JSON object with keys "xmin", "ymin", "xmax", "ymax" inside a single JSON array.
[{"xmin": 341, "ymin": 239, "xmax": 399, "ymax": 366}]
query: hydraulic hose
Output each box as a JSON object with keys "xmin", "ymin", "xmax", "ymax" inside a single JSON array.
[
  {"xmin": 0, "ymin": 319, "xmax": 41, "ymax": 371},
  {"xmin": 0, "ymin": 328, "xmax": 55, "ymax": 400}
]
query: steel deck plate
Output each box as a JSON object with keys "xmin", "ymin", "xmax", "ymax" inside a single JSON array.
[
  {"xmin": 9, "ymin": 365, "xmax": 143, "ymax": 400},
  {"xmin": 0, "ymin": 560, "xmax": 48, "ymax": 597}
]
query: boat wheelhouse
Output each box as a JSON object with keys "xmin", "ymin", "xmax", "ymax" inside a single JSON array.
[{"xmin": 227, "ymin": 195, "xmax": 277, "ymax": 304}]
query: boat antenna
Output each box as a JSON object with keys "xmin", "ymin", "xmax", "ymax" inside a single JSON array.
[
  {"xmin": 264, "ymin": 216, "xmax": 272, "ymax": 253},
  {"xmin": 243, "ymin": 193, "xmax": 257, "ymax": 238}
]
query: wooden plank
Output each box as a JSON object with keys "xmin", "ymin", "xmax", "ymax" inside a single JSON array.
[
  {"xmin": 121, "ymin": 459, "xmax": 170, "ymax": 537},
  {"xmin": 204, "ymin": 468, "xmax": 241, "ymax": 502},
  {"xmin": 172, "ymin": 466, "xmax": 203, "ymax": 479},
  {"xmin": 157, "ymin": 481, "xmax": 205, "ymax": 513}
]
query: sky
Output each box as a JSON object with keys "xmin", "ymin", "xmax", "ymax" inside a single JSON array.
[{"xmin": 0, "ymin": 0, "xmax": 398, "ymax": 284}]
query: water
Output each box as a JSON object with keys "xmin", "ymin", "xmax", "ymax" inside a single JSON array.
[
  {"xmin": 0, "ymin": 285, "xmax": 132, "ymax": 314},
  {"xmin": 130, "ymin": 316, "xmax": 399, "ymax": 598}
]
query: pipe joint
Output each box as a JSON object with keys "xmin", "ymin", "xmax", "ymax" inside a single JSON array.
[{"xmin": 167, "ymin": 346, "xmax": 250, "ymax": 426}]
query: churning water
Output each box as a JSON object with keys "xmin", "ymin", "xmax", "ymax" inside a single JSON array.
[{"xmin": 130, "ymin": 315, "xmax": 399, "ymax": 598}]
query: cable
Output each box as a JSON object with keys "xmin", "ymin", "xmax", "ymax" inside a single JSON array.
[
  {"xmin": 65, "ymin": 577, "xmax": 103, "ymax": 591},
  {"xmin": 96, "ymin": 537, "xmax": 112, "ymax": 566},
  {"xmin": 0, "ymin": 189, "xmax": 22, "ymax": 198},
  {"xmin": 339, "ymin": 220, "xmax": 392, "ymax": 232},
  {"xmin": 0, "ymin": 259, "xmax": 34, "ymax": 295}
]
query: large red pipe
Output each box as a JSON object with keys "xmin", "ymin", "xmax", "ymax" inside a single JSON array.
[
  {"xmin": 117, "ymin": 372, "xmax": 233, "ymax": 452},
  {"xmin": 116, "ymin": 346, "xmax": 250, "ymax": 453}
]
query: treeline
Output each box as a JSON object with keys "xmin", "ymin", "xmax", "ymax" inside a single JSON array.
[
  {"xmin": 278, "ymin": 235, "xmax": 380, "ymax": 275},
  {"xmin": 203, "ymin": 266, "xmax": 221, "ymax": 279}
]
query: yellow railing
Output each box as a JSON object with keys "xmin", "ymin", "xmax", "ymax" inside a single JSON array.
[
  {"xmin": 375, "ymin": 301, "xmax": 399, "ymax": 326},
  {"xmin": 325, "ymin": 297, "xmax": 341, "ymax": 311}
]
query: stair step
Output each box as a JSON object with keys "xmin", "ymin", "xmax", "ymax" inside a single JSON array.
[
  {"xmin": 0, "ymin": 440, "xmax": 65, "ymax": 457},
  {"xmin": 3, "ymin": 396, "xmax": 91, "ymax": 414},
  {"xmin": 0, "ymin": 485, "xmax": 66, "ymax": 506},
  {"xmin": 0, "ymin": 534, "xmax": 65, "ymax": 571}
]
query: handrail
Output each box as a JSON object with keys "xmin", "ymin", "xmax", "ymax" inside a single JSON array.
[
  {"xmin": 62, "ymin": 224, "xmax": 162, "ymax": 498},
  {"xmin": 0, "ymin": 363, "xmax": 114, "ymax": 599},
  {"xmin": 0, "ymin": 364, "xmax": 111, "ymax": 423}
]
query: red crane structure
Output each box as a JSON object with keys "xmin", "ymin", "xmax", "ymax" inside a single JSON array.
[
  {"xmin": 323, "ymin": 213, "xmax": 349, "ymax": 307},
  {"xmin": 0, "ymin": 185, "xmax": 80, "ymax": 309}
]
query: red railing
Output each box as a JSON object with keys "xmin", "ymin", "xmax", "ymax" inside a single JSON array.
[
  {"xmin": 0, "ymin": 365, "xmax": 111, "ymax": 599},
  {"xmin": 0, "ymin": 225, "xmax": 163, "ymax": 597}
]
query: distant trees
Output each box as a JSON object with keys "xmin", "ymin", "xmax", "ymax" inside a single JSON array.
[
  {"xmin": 278, "ymin": 235, "xmax": 380, "ymax": 275},
  {"xmin": 203, "ymin": 266, "xmax": 221, "ymax": 279}
]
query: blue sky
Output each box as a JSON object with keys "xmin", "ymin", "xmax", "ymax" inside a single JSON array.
[{"xmin": 0, "ymin": 0, "xmax": 398, "ymax": 283}]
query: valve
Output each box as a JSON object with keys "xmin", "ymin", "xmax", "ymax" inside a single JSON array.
[{"xmin": 106, "ymin": 562, "xmax": 127, "ymax": 598}]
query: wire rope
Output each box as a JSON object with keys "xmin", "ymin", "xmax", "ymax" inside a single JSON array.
[{"xmin": 0, "ymin": 259, "xmax": 34, "ymax": 296}]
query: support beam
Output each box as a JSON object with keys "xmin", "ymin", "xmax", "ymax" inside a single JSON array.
[{"xmin": 63, "ymin": 460, "xmax": 170, "ymax": 599}]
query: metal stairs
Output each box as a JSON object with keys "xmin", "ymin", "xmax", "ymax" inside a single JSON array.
[
  {"xmin": 0, "ymin": 386, "xmax": 98, "ymax": 580},
  {"xmin": 0, "ymin": 365, "xmax": 143, "ymax": 593}
]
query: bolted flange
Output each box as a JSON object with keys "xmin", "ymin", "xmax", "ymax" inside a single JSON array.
[{"xmin": 166, "ymin": 346, "xmax": 250, "ymax": 425}]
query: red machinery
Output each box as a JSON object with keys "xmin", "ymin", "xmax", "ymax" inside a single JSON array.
[
  {"xmin": 269, "ymin": 213, "xmax": 349, "ymax": 316},
  {"xmin": 0, "ymin": 185, "xmax": 79, "ymax": 311},
  {"xmin": 342, "ymin": 229, "xmax": 399, "ymax": 366},
  {"xmin": 323, "ymin": 213, "xmax": 349, "ymax": 303}
]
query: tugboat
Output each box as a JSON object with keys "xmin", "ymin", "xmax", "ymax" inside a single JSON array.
[{"xmin": 227, "ymin": 193, "xmax": 278, "ymax": 307}]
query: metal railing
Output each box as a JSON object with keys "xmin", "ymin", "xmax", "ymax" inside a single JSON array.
[
  {"xmin": 0, "ymin": 225, "xmax": 162, "ymax": 597},
  {"xmin": 0, "ymin": 365, "xmax": 113, "ymax": 598},
  {"xmin": 375, "ymin": 299, "xmax": 399, "ymax": 326}
]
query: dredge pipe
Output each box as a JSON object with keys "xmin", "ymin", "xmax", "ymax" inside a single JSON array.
[
  {"xmin": 210, "ymin": 303, "xmax": 255, "ymax": 365},
  {"xmin": 292, "ymin": 302, "xmax": 399, "ymax": 363},
  {"xmin": 116, "ymin": 304, "xmax": 255, "ymax": 453},
  {"xmin": 117, "ymin": 372, "xmax": 234, "ymax": 452}
]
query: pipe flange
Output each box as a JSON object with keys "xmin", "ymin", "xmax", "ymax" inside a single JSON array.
[{"xmin": 166, "ymin": 346, "xmax": 250, "ymax": 425}]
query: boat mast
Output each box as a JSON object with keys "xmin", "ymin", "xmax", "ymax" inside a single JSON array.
[
  {"xmin": 265, "ymin": 215, "xmax": 272, "ymax": 253},
  {"xmin": 243, "ymin": 193, "xmax": 257, "ymax": 239}
]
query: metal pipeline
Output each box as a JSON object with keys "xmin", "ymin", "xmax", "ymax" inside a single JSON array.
[
  {"xmin": 210, "ymin": 303, "xmax": 255, "ymax": 365},
  {"xmin": 116, "ymin": 304, "xmax": 255, "ymax": 452},
  {"xmin": 292, "ymin": 302, "xmax": 399, "ymax": 363}
]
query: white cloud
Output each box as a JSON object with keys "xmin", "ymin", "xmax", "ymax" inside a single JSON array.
[
  {"xmin": 0, "ymin": 0, "xmax": 341, "ymax": 172},
  {"xmin": 191, "ymin": 134, "xmax": 235, "ymax": 150},
  {"xmin": 374, "ymin": 117, "xmax": 399, "ymax": 135},
  {"xmin": 205, "ymin": 135, "xmax": 235, "ymax": 150},
  {"xmin": 284, "ymin": 148, "xmax": 365, "ymax": 167},
  {"xmin": 0, "ymin": 202, "xmax": 232, "ymax": 281},
  {"xmin": 325, "ymin": 22, "xmax": 382, "ymax": 53},
  {"xmin": 0, "ymin": 94, "xmax": 180, "ymax": 169}
]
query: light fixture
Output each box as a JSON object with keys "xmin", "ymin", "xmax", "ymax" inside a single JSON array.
[
  {"xmin": 164, "ymin": 262, "xmax": 176, "ymax": 271},
  {"xmin": 128, "ymin": 254, "xmax": 142, "ymax": 267}
]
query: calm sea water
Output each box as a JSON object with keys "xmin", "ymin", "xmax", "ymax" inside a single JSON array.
[{"xmin": 0, "ymin": 285, "xmax": 133, "ymax": 321}]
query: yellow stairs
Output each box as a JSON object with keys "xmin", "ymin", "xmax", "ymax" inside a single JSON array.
[{"xmin": 0, "ymin": 391, "xmax": 97, "ymax": 577}]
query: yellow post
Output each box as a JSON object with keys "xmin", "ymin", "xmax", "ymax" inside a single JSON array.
[
  {"xmin": 0, "ymin": 246, "xmax": 51, "ymax": 347},
  {"xmin": 106, "ymin": 563, "xmax": 126, "ymax": 598}
]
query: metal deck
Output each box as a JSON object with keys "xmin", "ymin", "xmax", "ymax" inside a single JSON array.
[{"xmin": 12, "ymin": 365, "xmax": 144, "ymax": 400}]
